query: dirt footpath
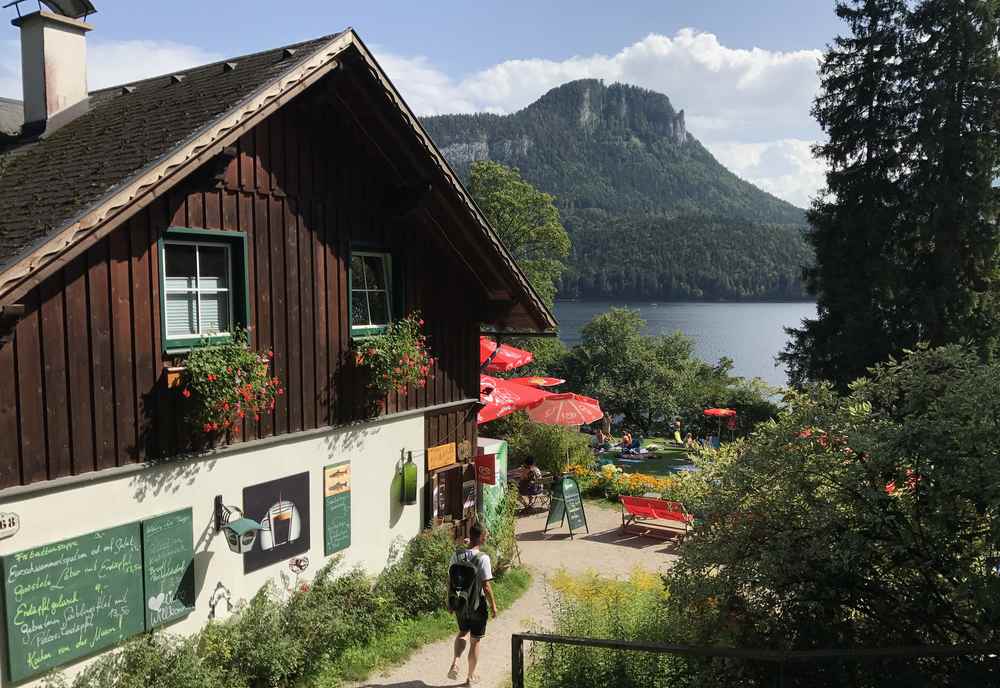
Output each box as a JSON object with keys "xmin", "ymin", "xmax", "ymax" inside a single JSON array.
[{"xmin": 352, "ymin": 501, "xmax": 679, "ymax": 688}]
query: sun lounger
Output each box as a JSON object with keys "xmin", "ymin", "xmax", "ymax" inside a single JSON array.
[{"xmin": 619, "ymin": 496, "xmax": 693, "ymax": 541}]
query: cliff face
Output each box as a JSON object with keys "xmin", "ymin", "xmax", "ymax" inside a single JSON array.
[
  {"xmin": 422, "ymin": 80, "xmax": 812, "ymax": 301},
  {"xmin": 423, "ymin": 79, "xmax": 801, "ymax": 224}
]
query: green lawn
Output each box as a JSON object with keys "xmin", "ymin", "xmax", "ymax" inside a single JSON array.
[
  {"xmin": 324, "ymin": 568, "xmax": 533, "ymax": 684},
  {"xmin": 597, "ymin": 437, "xmax": 694, "ymax": 477}
]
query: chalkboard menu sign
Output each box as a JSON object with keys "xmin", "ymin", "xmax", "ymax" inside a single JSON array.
[
  {"xmin": 324, "ymin": 462, "xmax": 351, "ymax": 555},
  {"xmin": 1, "ymin": 522, "xmax": 145, "ymax": 682},
  {"xmin": 141, "ymin": 509, "xmax": 195, "ymax": 629},
  {"xmin": 544, "ymin": 476, "xmax": 589, "ymax": 537}
]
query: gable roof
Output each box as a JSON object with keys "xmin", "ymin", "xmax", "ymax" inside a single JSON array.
[{"xmin": 0, "ymin": 29, "xmax": 556, "ymax": 333}]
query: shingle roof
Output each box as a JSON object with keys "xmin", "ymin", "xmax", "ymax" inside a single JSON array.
[{"xmin": 0, "ymin": 33, "xmax": 343, "ymax": 272}]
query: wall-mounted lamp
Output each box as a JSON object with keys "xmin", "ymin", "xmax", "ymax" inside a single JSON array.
[
  {"xmin": 401, "ymin": 450, "xmax": 417, "ymax": 505},
  {"xmin": 214, "ymin": 495, "xmax": 262, "ymax": 554}
]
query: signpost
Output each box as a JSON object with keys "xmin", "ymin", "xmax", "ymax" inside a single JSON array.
[
  {"xmin": 323, "ymin": 462, "xmax": 351, "ymax": 555},
  {"xmin": 543, "ymin": 475, "xmax": 589, "ymax": 537},
  {"xmin": 141, "ymin": 508, "xmax": 195, "ymax": 629},
  {"xmin": 1, "ymin": 523, "xmax": 146, "ymax": 682}
]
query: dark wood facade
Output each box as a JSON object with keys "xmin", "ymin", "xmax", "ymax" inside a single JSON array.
[{"xmin": 0, "ymin": 82, "xmax": 482, "ymax": 489}]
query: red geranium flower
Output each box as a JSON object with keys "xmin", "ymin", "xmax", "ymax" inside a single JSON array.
[{"xmin": 182, "ymin": 388, "xmax": 191, "ymax": 398}]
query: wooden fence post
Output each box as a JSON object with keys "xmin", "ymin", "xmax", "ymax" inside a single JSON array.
[{"xmin": 512, "ymin": 634, "xmax": 524, "ymax": 688}]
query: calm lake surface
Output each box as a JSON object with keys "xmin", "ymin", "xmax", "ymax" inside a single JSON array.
[{"xmin": 553, "ymin": 301, "xmax": 817, "ymax": 388}]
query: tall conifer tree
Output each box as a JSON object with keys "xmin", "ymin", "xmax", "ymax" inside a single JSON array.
[
  {"xmin": 900, "ymin": 0, "xmax": 1000, "ymax": 350},
  {"xmin": 784, "ymin": 0, "xmax": 1000, "ymax": 389},
  {"xmin": 782, "ymin": 0, "xmax": 909, "ymax": 388}
]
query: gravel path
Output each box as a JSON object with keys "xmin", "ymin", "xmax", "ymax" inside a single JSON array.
[{"xmin": 352, "ymin": 501, "xmax": 680, "ymax": 688}]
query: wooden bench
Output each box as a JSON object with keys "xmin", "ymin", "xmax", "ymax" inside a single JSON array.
[{"xmin": 619, "ymin": 496, "xmax": 693, "ymax": 541}]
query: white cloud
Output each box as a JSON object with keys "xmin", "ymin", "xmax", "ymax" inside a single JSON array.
[
  {"xmin": 709, "ymin": 139, "xmax": 825, "ymax": 208},
  {"xmin": 0, "ymin": 28, "xmax": 826, "ymax": 206},
  {"xmin": 0, "ymin": 38, "xmax": 222, "ymax": 99},
  {"xmin": 378, "ymin": 29, "xmax": 826, "ymax": 207}
]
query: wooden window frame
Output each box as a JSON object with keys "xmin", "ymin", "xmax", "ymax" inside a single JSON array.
[
  {"xmin": 349, "ymin": 250, "xmax": 394, "ymax": 337},
  {"xmin": 158, "ymin": 227, "xmax": 250, "ymax": 354}
]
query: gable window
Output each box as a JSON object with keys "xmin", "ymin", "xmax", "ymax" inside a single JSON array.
[
  {"xmin": 350, "ymin": 252, "xmax": 393, "ymax": 335},
  {"xmin": 159, "ymin": 228, "xmax": 249, "ymax": 352}
]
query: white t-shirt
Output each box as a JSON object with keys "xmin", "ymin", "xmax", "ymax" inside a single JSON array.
[{"xmin": 451, "ymin": 546, "xmax": 493, "ymax": 586}]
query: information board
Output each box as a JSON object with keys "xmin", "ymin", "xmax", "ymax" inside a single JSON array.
[
  {"xmin": 1, "ymin": 522, "xmax": 145, "ymax": 682},
  {"xmin": 141, "ymin": 509, "xmax": 195, "ymax": 629},
  {"xmin": 324, "ymin": 462, "xmax": 352, "ymax": 555},
  {"xmin": 543, "ymin": 476, "xmax": 589, "ymax": 537}
]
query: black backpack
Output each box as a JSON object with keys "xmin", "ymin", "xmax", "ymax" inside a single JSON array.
[{"xmin": 447, "ymin": 548, "xmax": 483, "ymax": 620}]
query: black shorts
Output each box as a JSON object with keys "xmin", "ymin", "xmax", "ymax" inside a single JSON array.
[{"xmin": 457, "ymin": 598, "xmax": 489, "ymax": 639}]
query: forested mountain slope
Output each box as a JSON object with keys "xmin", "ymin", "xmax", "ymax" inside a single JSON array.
[{"xmin": 423, "ymin": 80, "xmax": 813, "ymax": 300}]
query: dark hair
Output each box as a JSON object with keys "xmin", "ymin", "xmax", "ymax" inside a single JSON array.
[
  {"xmin": 470, "ymin": 522, "xmax": 485, "ymax": 545},
  {"xmin": 524, "ymin": 456, "xmax": 536, "ymax": 466}
]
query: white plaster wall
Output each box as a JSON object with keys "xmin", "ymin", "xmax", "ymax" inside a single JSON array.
[{"xmin": 0, "ymin": 414, "xmax": 426, "ymax": 687}]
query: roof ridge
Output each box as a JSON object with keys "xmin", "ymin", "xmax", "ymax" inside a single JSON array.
[{"xmin": 88, "ymin": 29, "xmax": 350, "ymax": 96}]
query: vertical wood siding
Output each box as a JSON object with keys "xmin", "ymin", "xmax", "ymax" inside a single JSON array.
[{"xmin": 0, "ymin": 87, "xmax": 481, "ymax": 488}]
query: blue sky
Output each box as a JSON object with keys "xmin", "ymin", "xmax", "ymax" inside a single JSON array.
[{"xmin": 0, "ymin": 0, "xmax": 846, "ymax": 206}]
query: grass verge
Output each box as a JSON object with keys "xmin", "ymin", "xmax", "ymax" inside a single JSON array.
[{"xmin": 327, "ymin": 567, "xmax": 533, "ymax": 684}]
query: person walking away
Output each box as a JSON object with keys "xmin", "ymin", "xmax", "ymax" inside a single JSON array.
[{"xmin": 447, "ymin": 523, "xmax": 498, "ymax": 685}]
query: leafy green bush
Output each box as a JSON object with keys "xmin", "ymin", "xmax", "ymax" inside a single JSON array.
[
  {"xmin": 47, "ymin": 634, "xmax": 222, "ymax": 688},
  {"xmin": 375, "ymin": 527, "xmax": 454, "ymax": 617},
  {"xmin": 283, "ymin": 562, "xmax": 395, "ymax": 677},
  {"xmin": 488, "ymin": 484, "xmax": 520, "ymax": 572},
  {"xmin": 507, "ymin": 422, "xmax": 591, "ymax": 475},
  {"xmin": 529, "ymin": 570, "xmax": 685, "ymax": 688}
]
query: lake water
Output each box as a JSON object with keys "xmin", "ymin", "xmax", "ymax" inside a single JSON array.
[{"xmin": 552, "ymin": 301, "xmax": 817, "ymax": 388}]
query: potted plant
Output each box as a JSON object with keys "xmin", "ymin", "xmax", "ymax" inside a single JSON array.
[
  {"xmin": 178, "ymin": 330, "xmax": 282, "ymax": 446},
  {"xmin": 353, "ymin": 312, "xmax": 435, "ymax": 403}
]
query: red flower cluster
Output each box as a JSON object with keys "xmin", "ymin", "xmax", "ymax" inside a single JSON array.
[
  {"xmin": 179, "ymin": 332, "xmax": 283, "ymax": 438},
  {"xmin": 354, "ymin": 312, "xmax": 435, "ymax": 400}
]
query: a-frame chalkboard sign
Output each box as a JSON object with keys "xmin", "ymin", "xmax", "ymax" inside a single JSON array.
[{"xmin": 543, "ymin": 475, "xmax": 589, "ymax": 537}]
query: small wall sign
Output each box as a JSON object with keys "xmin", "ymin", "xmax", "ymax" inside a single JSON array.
[
  {"xmin": 0, "ymin": 512, "xmax": 19, "ymax": 540},
  {"xmin": 427, "ymin": 442, "xmax": 457, "ymax": 471},
  {"xmin": 475, "ymin": 455, "xmax": 496, "ymax": 485}
]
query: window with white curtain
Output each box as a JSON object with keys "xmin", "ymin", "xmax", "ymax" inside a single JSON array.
[{"xmin": 162, "ymin": 240, "xmax": 233, "ymax": 341}]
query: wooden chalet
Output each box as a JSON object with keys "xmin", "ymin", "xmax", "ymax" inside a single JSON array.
[{"xmin": 0, "ymin": 9, "xmax": 553, "ymax": 683}]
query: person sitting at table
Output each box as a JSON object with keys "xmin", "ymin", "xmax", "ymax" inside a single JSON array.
[
  {"xmin": 620, "ymin": 431, "xmax": 633, "ymax": 450},
  {"xmin": 517, "ymin": 457, "xmax": 544, "ymax": 508}
]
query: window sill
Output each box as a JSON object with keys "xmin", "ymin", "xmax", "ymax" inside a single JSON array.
[{"xmin": 164, "ymin": 333, "xmax": 234, "ymax": 355}]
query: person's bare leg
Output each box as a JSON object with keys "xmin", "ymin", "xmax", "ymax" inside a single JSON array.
[
  {"xmin": 449, "ymin": 632, "xmax": 467, "ymax": 679},
  {"xmin": 467, "ymin": 637, "xmax": 481, "ymax": 684}
]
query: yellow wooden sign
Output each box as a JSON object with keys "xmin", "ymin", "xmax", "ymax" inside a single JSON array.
[{"xmin": 427, "ymin": 442, "xmax": 457, "ymax": 471}]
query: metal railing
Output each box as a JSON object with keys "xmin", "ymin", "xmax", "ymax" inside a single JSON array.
[{"xmin": 511, "ymin": 632, "xmax": 1000, "ymax": 688}]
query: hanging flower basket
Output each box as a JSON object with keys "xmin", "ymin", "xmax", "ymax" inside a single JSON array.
[
  {"xmin": 179, "ymin": 330, "xmax": 283, "ymax": 440},
  {"xmin": 353, "ymin": 312, "xmax": 435, "ymax": 398}
]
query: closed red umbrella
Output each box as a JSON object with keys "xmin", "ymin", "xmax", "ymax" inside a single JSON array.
[
  {"xmin": 480, "ymin": 337, "xmax": 534, "ymax": 372},
  {"xmin": 507, "ymin": 376, "xmax": 565, "ymax": 388},
  {"xmin": 526, "ymin": 393, "xmax": 604, "ymax": 426},
  {"xmin": 478, "ymin": 374, "xmax": 553, "ymax": 424}
]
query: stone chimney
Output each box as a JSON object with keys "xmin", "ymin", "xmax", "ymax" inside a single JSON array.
[{"xmin": 12, "ymin": 10, "xmax": 92, "ymax": 126}]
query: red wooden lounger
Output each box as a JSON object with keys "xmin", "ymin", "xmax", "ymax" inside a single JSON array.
[{"xmin": 619, "ymin": 496, "xmax": 693, "ymax": 541}]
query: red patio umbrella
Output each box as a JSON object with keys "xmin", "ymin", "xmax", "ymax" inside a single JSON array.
[
  {"xmin": 478, "ymin": 374, "xmax": 553, "ymax": 424},
  {"xmin": 480, "ymin": 337, "xmax": 534, "ymax": 372},
  {"xmin": 507, "ymin": 376, "xmax": 565, "ymax": 388},
  {"xmin": 703, "ymin": 408, "xmax": 737, "ymax": 439},
  {"xmin": 526, "ymin": 393, "xmax": 603, "ymax": 426}
]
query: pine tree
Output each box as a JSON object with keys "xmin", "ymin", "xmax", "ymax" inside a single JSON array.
[
  {"xmin": 782, "ymin": 0, "xmax": 910, "ymax": 388},
  {"xmin": 899, "ymin": 0, "xmax": 1000, "ymax": 351}
]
